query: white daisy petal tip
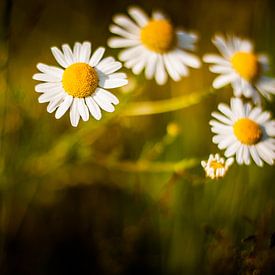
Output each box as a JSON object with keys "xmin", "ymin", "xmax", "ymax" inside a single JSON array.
[
  {"xmin": 33, "ymin": 42, "xmax": 126, "ymax": 127},
  {"xmin": 32, "ymin": 73, "xmax": 40, "ymax": 80},
  {"xmin": 210, "ymin": 98, "xmax": 275, "ymax": 167},
  {"xmin": 201, "ymin": 153, "xmax": 233, "ymax": 180},
  {"xmin": 152, "ymin": 10, "xmax": 166, "ymax": 20}
]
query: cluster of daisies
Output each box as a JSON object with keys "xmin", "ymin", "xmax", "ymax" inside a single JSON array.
[
  {"xmin": 202, "ymin": 35, "xmax": 275, "ymax": 179},
  {"xmin": 32, "ymin": 6, "xmax": 275, "ymax": 179}
]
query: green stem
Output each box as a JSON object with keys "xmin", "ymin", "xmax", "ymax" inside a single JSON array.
[
  {"xmin": 121, "ymin": 88, "xmax": 215, "ymax": 116},
  {"xmin": 95, "ymin": 157, "xmax": 199, "ymax": 173}
]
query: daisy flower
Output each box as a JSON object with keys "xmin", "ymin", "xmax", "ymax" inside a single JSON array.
[
  {"xmin": 210, "ymin": 97, "xmax": 275, "ymax": 166},
  {"xmin": 201, "ymin": 153, "xmax": 234, "ymax": 179},
  {"xmin": 203, "ymin": 34, "xmax": 275, "ymax": 103},
  {"xmin": 33, "ymin": 41, "xmax": 128, "ymax": 127},
  {"xmin": 108, "ymin": 6, "xmax": 201, "ymax": 85}
]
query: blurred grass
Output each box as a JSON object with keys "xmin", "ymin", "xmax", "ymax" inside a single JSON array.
[{"xmin": 0, "ymin": 0, "xmax": 275, "ymax": 274}]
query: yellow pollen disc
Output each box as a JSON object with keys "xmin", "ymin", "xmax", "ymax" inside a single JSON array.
[
  {"xmin": 230, "ymin": 52, "xmax": 259, "ymax": 81},
  {"xmin": 62, "ymin": 63, "xmax": 98, "ymax": 98},
  {"xmin": 233, "ymin": 118, "xmax": 262, "ymax": 145},
  {"xmin": 140, "ymin": 19, "xmax": 175, "ymax": 53},
  {"xmin": 210, "ymin": 160, "xmax": 224, "ymax": 170}
]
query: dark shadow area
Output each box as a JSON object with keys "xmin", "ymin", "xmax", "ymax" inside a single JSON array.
[{"xmin": 2, "ymin": 184, "xmax": 161, "ymax": 275}]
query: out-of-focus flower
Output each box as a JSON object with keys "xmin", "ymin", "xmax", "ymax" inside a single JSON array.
[
  {"xmin": 210, "ymin": 97, "xmax": 275, "ymax": 166},
  {"xmin": 108, "ymin": 6, "xmax": 201, "ymax": 85},
  {"xmin": 33, "ymin": 42, "xmax": 128, "ymax": 127},
  {"xmin": 203, "ymin": 34, "xmax": 275, "ymax": 103},
  {"xmin": 166, "ymin": 122, "xmax": 180, "ymax": 137},
  {"xmin": 201, "ymin": 153, "xmax": 234, "ymax": 179}
]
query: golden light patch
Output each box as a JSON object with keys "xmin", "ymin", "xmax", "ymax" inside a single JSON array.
[{"xmin": 62, "ymin": 63, "xmax": 98, "ymax": 98}]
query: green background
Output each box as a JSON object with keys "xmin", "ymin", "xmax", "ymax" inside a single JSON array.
[{"xmin": 0, "ymin": 0, "xmax": 275, "ymax": 274}]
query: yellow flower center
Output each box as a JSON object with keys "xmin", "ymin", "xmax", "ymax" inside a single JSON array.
[
  {"xmin": 140, "ymin": 19, "xmax": 175, "ymax": 53},
  {"xmin": 210, "ymin": 160, "xmax": 224, "ymax": 170},
  {"xmin": 230, "ymin": 52, "xmax": 260, "ymax": 81},
  {"xmin": 233, "ymin": 118, "xmax": 262, "ymax": 145},
  {"xmin": 62, "ymin": 63, "xmax": 98, "ymax": 98}
]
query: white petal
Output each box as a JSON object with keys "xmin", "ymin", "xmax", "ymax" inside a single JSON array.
[
  {"xmin": 232, "ymin": 78, "xmax": 243, "ymax": 97},
  {"xmin": 98, "ymin": 62, "xmax": 122, "ymax": 75},
  {"xmin": 145, "ymin": 52, "xmax": 158, "ymax": 79},
  {"xmin": 73, "ymin": 42, "xmax": 81, "ymax": 62},
  {"xmin": 92, "ymin": 90, "xmax": 115, "ymax": 112},
  {"xmin": 99, "ymin": 77, "xmax": 128, "ymax": 89},
  {"xmin": 169, "ymin": 52, "xmax": 189, "ymax": 76},
  {"xmin": 47, "ymin": 93, "xmax": 65, "ymax": 113},
  {"xmin": 256, "ymin": 143, "xmax": 274, "ymax": 165},
  {"xmin": 218, "ymin": 103, "xmax": 235, "ymax": 121},
  {"xmin": 249, "ymin": 145, "xmax": 263, "ymax": 167},
  {"xmin": 108, "ymin": 72, "xmax": 127, "ymax": 79},
  {"xmin": 225, "ymin": 141, "xmax": 241, "ymax": 157},
  {"xmin": 132, "ymin": 53, "xmax": 147, "ymax": 75},
  {"xmin": 109, "ymin": 24, "xmax": 138, "ymax": 39},
  {"xmin": 213, "ymin": 74, "xmax": 236, "ymax": 89},
  {"xmin": 203, "ymin": 54, "xmax": 230, "ymax": 65},
  {"xmin": 108, "ymin": 37, "xmax": 140, "ymax": 48},
  {"xmin": 96, "ymin": 57, "xmax": 115, "ymax": 70},
  {"xmin": 256, "ymin": 76, "xmax": 275, "ymax": 98},
  {"xmin": 243, "ymin": 146, "xmax": 250, "ymax": 165},
  {"xmin": 175, "ymin": 51, "xmax": 201, "ymax": 68},
  {"xmin": 61, "ymin": 44, "xmax": 74, "ymax": 66},
  {"xmin": 128, "ymin": 6, "xmax": 149, "ymax": 27},
  {"xmin": 152, "ymin": 11, "xmax": 165, "ymax": 20},
  {"xmin": 255, "ymin": 111, "xmax": 271, "ymax": 124},
  {"xmin": 89, "ymin": 47, "xmax": 105, "ymax": 67},
  {"xmin": 236, "ymin": 145, "xmax": 244, "ymax": 164},
  {"xmin": 119, "ymin": 45, "xmax": 144, "ymax": 61},
  {"xmin": 231, "ymin": 97, "xmax": 245, "ymax": 118},
  {"xmin": 70, "ymin": 99, "xmax": 80, "ymax": 127},
  {"xmin": 36, "ymin": 63, "xmax": 64, "ymax": 79},
  {"xmin": 213, "ymin": 134, "xmax": 227, "ymax": 144},
  {"xmin": 212, "ymin": 35, "xmax": 233, "ymax": 58},
  {"xmin": 211, "ymin": 126, "xmax": 232, "ymax": 135},
  {"xmin": 35, "ymin": 82, "xmax": 62, "ymax": 93},
  {"xmin": 124, "ymin": 55, "xmax": 141, "ymax": 69},
  {"xmin": 225, "ymin": 157, "xmax": 234, "ymax": 167},
  {"xmin": 85, "ymin": 96, "xmax": 102, "ymax": 120},
  {"xmin": 242, "ymin": 82, "xmax": 254, "ymax": 98},
  {"xmin": 209, "ymin": 65, "xmax": 233, "ymax": 74},
  {"xmin": 163, "ymin": 54, "xmax": 181, "ymax": 81},
  {"xmin": 113, "ymin": 14, "xmax": 140, "ymax": 33},
  {"xmin": 33, "ymin": 73, "xmax": 61, "ymax": 82},
  {"xmin": 218, "ymin": 135, "xmax": 236, "ymax": 150},
  {"xmin": 38, "ymin": 88, "xmax": 64, "ymax": 103},
  {"xmin": 264, "ymin": 121, "xmax": 275, "ymax": 136},
  {"xmin": 79, "ymin": 41, "xmax": 91, "ymax": 63},
  {"xmin": 155, "ymin": 55, "xmax": 167, "ymax": 85},
  {"xmin": 51, "ymin": 47, "xmax": 68, "ymax": 68},
  {"xmin": 77, "ymin": 98, "xmax": 89, "ymax": 121},
  {"xmin": 240, "ymin": 40, "xmax": 253, "ymax": 52},
  {"xmin": 96, "ymin": 88, "xmax": 119, "ymax": 105},
  {"xmin": 212, "ymin": 112, "xmax": 233, "ymax": 125},
  {"xmin": 248, "ymin": 106, "xmax": 262, "ymax": 120},
  {"xmin": 55, "ymin": 95, "xmax": 73, "ymax": 119}
]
